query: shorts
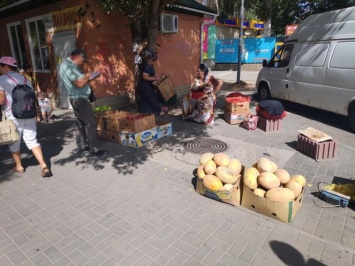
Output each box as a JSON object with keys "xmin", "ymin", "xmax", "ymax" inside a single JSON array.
[
  {"xmin": 40, "ymin": 106, "xmax": 52, "ymax": 113},
  {"xmin": 8, "ymin": 117, "xmax": 40, "ymax": 152}
]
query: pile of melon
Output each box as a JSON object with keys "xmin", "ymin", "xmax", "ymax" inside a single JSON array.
[
  {"xmin": 244, "ymin": 157, "xmax": 306, "ymax": 202},
  {"xmin": 197, "ymin": 152, "xmax": 243, "ymax": 191}
]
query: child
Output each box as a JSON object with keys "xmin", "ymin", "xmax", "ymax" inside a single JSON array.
[{"xmin": 38, "ymin": 92, "xmax": 53, "ymax": 123}]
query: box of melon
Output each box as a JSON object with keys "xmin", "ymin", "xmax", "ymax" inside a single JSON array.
[
  {"xmin": 195, "ymin": 153, "xmax": 244, "ymax": 207},
  {"xmin": 241, "ymin": 157, "xmax": 305, "ymax": 223}
]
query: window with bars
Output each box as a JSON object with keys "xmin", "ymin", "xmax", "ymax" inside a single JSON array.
[
  {"xmin": 26, "ymin": 16, "xmax": 50, "ymax": 72},
  {"xmin": 7, "ymin": 21, "xmax": 27, "ymax": 69}
]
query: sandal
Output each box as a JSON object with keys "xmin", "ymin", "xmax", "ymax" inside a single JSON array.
[
  {"xmin": 41, "ymin": 167, "xmax": 52, "ymax": 177},
  {"xmin": 13, "ymin": 167, "xmax": 25, "ymax": 174}
]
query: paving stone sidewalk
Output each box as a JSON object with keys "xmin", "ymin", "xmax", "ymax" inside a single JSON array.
[{"xmin": 0, "ymin": 86, "xmax": 354, "ymax": 266}]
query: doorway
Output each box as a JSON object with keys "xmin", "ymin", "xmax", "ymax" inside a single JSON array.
[{"xmin": 52, "ymin": 30, "xmax": 76, "ymax": 109}]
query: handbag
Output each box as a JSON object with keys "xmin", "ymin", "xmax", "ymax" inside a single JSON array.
[
  {"xmin": 89, "ymin": 89, "xmax": 96, "ymax": 103},
  {"xmin": 0, "ymin": 106, "xmax": 20, "ymax": 146}
]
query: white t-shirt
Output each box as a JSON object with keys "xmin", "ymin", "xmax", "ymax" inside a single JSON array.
[
  {"xmin": 0, "ymin": 71, "xmax": 33, "ymax": 118},
  {"xmin": 38, "ymin": 97, "xmax": 51, "ymax": 109}
]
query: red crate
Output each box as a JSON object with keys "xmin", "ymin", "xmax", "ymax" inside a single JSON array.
[
  {"xmin": 257, "ymin": 116, "xmax": 281, "ymax": 132},
  {"xmin": 297, "ymin": 134, "xmax": 337, "ymax": 161}
]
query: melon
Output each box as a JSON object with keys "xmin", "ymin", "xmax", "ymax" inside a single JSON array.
[
  {"xmin": 290, "ymin": 175, "xmax": 306, "ymax": 187},
  {"xmin": 274, "ymin": 169, "xmax": 290, "ymax": 184},
  {"xmin": 253, "ymin": 188, "xmax": 266, "ymax": 198},
  {"xmin": 265, "ymin": 187, "xmax": 295, "ymax": 202},
  {"xmin": 228, "ymin": 158, "xmax": 242, "ymax": 175},
  {"xmin": 197, "ymin": 166, "xmax": 206, "ymax": 179},
  {"xmin": 285, "ymin": 180, "xmax": 302, "ymax": 198},
  {"xmin": 213, "ymin": 153, "xmax": 230, "ymax": 167},
  {"xmin": 203, "ymin": 175, "xmax": 223, "ymax": 191},
  {"xmin": 204, "ymin": 160, "xmax": 217, "ymax": 175},
  {"xmin": 243, "ymin": 167, "xmax": 260, "ymax": 190},
  {"xmin": 223, "ymin": 184, "xmax": 234, "ymax": 191},
  {"xmin": 258, "ymin": 172, "xmax": 281, "ymax": 190},
  {"xmin": 199, "ymin": 152, "xmax": 214, "ymax": 166},
  {"xmin": 215, "ymin": 166, "xmax": 239, "ymax": 184},
  {"xmin": 257, "ymin": 157, "xmax": 275, "ymax": 173}
]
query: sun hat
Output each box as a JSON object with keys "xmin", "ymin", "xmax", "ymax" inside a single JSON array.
[
  {"xmin": 71, "ymin": 48, "xmax": 88, "ymax": 62},
  {"xmin": 0, "ymin": 56, "xmax": 18, "ymax": 67}
]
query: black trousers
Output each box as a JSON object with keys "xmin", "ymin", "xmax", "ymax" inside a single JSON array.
[{"xmin": 69, "ymin": 98, "xmax": 100, "ymax": 152}]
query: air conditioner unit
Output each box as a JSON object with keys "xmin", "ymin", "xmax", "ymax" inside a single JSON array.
[{"xmin": 160, "ymin": 13, "xmax": 178, "ymax": 33}]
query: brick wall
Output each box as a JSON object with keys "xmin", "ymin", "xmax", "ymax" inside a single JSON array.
[{"xmin": 0, "ymin": 0, "xmax": 204, "ymax": 108}]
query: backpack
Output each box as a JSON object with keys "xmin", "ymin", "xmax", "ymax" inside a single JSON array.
[{"xmin": 6, "ymin": 75, "xmax": 36, "ymax": 119}]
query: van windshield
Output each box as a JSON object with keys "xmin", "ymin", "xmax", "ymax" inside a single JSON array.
[{"xmin": 270, "ymin": 45, "xmax": 294, "ymax": 68}]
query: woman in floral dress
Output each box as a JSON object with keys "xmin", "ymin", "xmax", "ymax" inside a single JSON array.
[{"xmin": 182, "ymin": 64, "xmax": 223, "ymax": 124}]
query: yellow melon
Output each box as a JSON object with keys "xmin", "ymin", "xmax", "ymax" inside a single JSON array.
[
  {"xmin": 199, "ymin": 153, "xmax": 214, "ymax": 166},
  {"xmin": 258, "ymin": 172, "xmax": 281, "ymax": 190},
  {"xmin": 223, "ymin": 184, "xmax": 234, "ymax": 191},
  {"xmin": 265, "ymin": 187, "xmax": 295, "ymax": 202},
  {"xmin": 197, "ymin": 166, "xmax": 206, "ymax": 179},
  {"xmin": 204, "ymin": 160, "xmax": 217, "ymax": 175},
  {"xmin": 274, "ymin": 169, "xmax": 290, "ymax": 184},
  {"xmin": 215, "ymin": 166, "xmax": 240, "ymax": 184},
  {"xmin": 285, "ymin": 180, "xmax": 302, "ymax": 198},
  {"xmin": 243, "ymin": 167, "xmax": 260, "ymax": 190},
  {"xmin": 253, "ymin": 188, "xmax": 266, "ymax": 198},
  {"xmin": 290, "ymin": 175, "xmax": 306, "ymax": 187},
  {"xmin": 228, "ymin": 158, "xmax": 242, "ymax": 175},
  {"xmin": 257, "ymin": 157, "xmax": 275, "ymax": 173},
  {"xmin": 213, "ymin": 153, "xmax": 230, "ymax": 167},
  {"xmin": 203, "ymin": 175, "xmax": 223, "ymax": 191}
]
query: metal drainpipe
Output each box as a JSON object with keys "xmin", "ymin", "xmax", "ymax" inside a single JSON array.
[{"xmin": 200, "ymin": 15, "xmax": 217, "ymax": 65}]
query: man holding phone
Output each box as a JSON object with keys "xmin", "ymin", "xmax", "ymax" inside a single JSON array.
[{"xmin": 59, "ymin": 48, "xmax": 106, "ymax": 156}]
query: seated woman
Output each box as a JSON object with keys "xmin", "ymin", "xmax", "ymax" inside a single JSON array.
[
  {"xmin": 182, "ymin": 64, "xmax": 223, "ymax": 124},
  {"xmin": 137, "ymin": 51, "xmax": 167, "ymax": 117}
]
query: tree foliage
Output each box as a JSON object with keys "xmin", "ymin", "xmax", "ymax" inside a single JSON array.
[{"xmin": 218, "ymin": 0, "xmax": 355, "ymax": 35}]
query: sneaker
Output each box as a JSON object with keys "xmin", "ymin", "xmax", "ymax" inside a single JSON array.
[{"xmin": 89, "ymin": 149, "xmax": 108, "ymax": 156}]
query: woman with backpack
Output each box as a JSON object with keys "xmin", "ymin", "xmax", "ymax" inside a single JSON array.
[{"xmin": 0, "ymin": 56, "xmax": 51, "ymax": 177}]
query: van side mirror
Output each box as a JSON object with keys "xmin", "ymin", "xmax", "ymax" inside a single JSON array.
[{"xmin": 262, "ymin": 59, "xmax": 268, "ymax": 67}]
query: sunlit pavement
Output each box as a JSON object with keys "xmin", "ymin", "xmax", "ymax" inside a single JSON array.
[{"xmin": 0, "ymin": 71, "xmax": 354, "ymax": 265}]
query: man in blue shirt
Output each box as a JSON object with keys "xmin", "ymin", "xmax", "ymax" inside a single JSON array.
[{"xmin": 59, "ymin": 48, "xmax": 107, "ymax": 156}]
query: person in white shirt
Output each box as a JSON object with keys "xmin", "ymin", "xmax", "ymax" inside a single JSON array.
[{"xmin": 38, "ymin": 92, "xmax": 53, "ymax": 123}]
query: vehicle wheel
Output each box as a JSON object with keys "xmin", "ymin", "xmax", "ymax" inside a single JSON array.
[
  {"xmin": 349, "ymin": 107, "xmax": 355, "ymax": 133},
  {"xmin": 258, "ymin": 83, "xmax": 271, "ymax": 101}
]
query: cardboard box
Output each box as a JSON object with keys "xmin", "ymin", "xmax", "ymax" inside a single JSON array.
[
  {"xmin": 224, "ymin": 110, "xmax": 248, "ymax": 125},
  {"xmin": 119, "ymin": 113, "xmax": 155, "ymax": 133},
  {"xmin": 120, "ymin": 121, "xmax": 172, "ymax": 148},
  {"xmin": 156, "ymin": 120, "xmax": 173, "ymax": 138},
  {"xmin": 241, "ymin": 185, "xmax": 303, "ymax": 223},
  {"xmin": 196, "ymin": 177, "xmax": 241, "ymax": 207},
  {"xmin": 97, "ymin": 129, "xmax": 108, "ymax": 139},
  {"xmin": 96, "ymin": 110, "xmax": 129, "ymax": 131},
  {"xmin": 106, "ymin": 131, "xmax": 121, "ymax": 143},
  {"xmin": 225, "ymin": 101, "xmax": 250, "ymax": 113},
  {"xmin": 120, "ymin": 127, "xmax": 158, "ymax": 148},
  {"xmin": 153, "ymin": 76, "xmax": 176, "ymax": 102}
]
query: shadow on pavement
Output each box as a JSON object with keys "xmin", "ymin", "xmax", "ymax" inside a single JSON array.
[{"xmin": 270, "ymin": 240, "xmax": 327, "ymax": 266}]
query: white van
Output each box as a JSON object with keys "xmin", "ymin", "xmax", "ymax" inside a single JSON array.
[{"xmin": 256, "ymin": 6, "xmax": 355, "ymax": 132}]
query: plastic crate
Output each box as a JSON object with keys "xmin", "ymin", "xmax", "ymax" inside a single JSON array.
[
  {"xmin": 297, "ymin": 134, "xmax": 337, "ymax": 161},
  {"xmin": 257, "ymin": 116, "xmax": 281, "ymax": 132}
]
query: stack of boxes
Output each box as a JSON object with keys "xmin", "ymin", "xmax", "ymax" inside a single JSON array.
[
  {"xmin": 224, "ymin": 93, "xmax": 251, "ymax": 124},
  {"xmin": 95, "ymin": 110, "xmax": 172, "ymax": 148},
  {"xmin": 96, "ymin": 110, "xmax": 130, "ymax": 143}
]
